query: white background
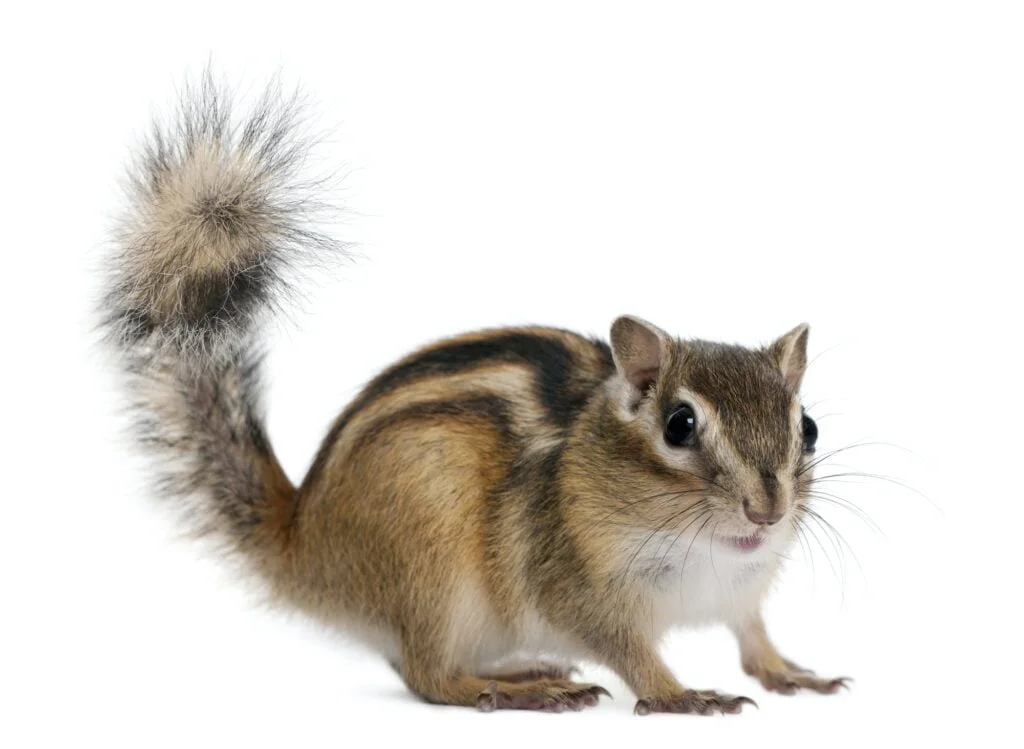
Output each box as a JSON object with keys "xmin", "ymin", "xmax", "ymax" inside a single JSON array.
[{"xmin": 2, "ymin": 2, "xmax": 1021, "ymax": 747}]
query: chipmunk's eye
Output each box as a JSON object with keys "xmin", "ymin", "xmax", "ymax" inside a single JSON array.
[
  {"xmin": 665, "ymin": 404, "xmax": 697, "ymax": 447},
  {"xmin": 801, "ymin": 413, "xmax": 818, "ymax": 453}
]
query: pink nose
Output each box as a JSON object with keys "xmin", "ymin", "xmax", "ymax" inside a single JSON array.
[{"xmin": 743, "ymin": 499, "xmax": 782, "ymax": 526}]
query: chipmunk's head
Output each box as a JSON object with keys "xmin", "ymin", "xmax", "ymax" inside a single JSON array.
[{"xmin": 599, "ymin": 316, "xmax": 817, "ymax": 559}]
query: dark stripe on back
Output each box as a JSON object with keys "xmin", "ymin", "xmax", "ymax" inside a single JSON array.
[
  {"xmin": 362, "ymin": 334, "xmax": 581, "ymax": 428},
  {"xmin": 345, "ymin": 396, "xmax": 514, "ymax": 458},
  {"xmin": 300, "ymin": 331, "xmax": 610, "ymax": 493}
]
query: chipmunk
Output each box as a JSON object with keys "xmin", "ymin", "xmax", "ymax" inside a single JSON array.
[{"xmin": 99, "ymin": 73, "xmax": 849, "ymax": 715}]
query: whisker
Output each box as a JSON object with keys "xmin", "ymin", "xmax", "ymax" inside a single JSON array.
[
  {"xmin": 707, "ymin": 520, "xmax": 722, "ymax": 592},
  {"xmin": 805, "ymin": 505, "xmax": 865, "ymax": 580},
  {"xmin": 803, "ymin": 491, "xmax": 884, "ymax": 535},
  {"xmin": 796, "ymin": 440, "xmax": 897, "ymax": 477},
  {"xmin": 679, "ymin": 514, "xmax": 715, "ymax": 581},
  {"xmin": 795, "ymin": 508, "xmax": 842, "ymax": 589},
  {"xmin": 803, "ymin": 507, "xmax": 848, "ymax": 592},
  {"xmin": 616, "ymin": 502, "xmax": 711, "ymax": 585},
  {"xmin": 807, "ymin": 471, "xmax": 938, "ymax": 511},
  {"xmin": 650, "ymin": 506, "xmax": 715, "ymax": 586},
  {"xmin": 790, "ymin": 517, "xmax": 812, "ymax": 567},
  {"xmin": 791, "ymin": 516, "xmax": 816, "ymax": 592},
  {"xmin": 579, "ymin": 487, "xmax": 710, "ymax": 534}
]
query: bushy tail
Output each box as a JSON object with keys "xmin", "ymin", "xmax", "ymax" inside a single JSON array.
[{"xmin": 100, "ymin": 71, "xmax": 345, "ymax": 569}]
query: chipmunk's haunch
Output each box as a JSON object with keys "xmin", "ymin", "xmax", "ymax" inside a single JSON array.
[{"xmin": 100, "ymin": 74, "xmax": 849, "ymax": 714}]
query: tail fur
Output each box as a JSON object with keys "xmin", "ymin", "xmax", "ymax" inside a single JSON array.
[{"xmin": 100, "ymin": 71, "xmax": 345, "ymax": 568}]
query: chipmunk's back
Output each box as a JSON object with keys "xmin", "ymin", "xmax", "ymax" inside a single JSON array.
[{"xmin": 302, "ymin": 326, "xmax": 616, "ymax": 497}]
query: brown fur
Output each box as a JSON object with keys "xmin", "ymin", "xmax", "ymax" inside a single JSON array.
[{"xmin": 101, "ymin": 72, "xmax": 848, "ymax": 715}]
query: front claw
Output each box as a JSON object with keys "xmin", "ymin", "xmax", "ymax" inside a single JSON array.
[
  {"xmin": 747, "ymin": 661, "xmax": 852, "ymax": 695},
  {"xmin": 634, "ymin": 690, "xmax": 757, "ymax": 716}
]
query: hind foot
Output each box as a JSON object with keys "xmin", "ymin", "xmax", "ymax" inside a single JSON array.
[{"xmin": 476, "ymin": 679, "xmax": 611, "ymax": 712}]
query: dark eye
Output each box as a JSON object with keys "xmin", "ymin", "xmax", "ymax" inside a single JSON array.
[
  {"xmin": 665, "ymin": 404, "xmax": 697, "ymax": 447},
  {"xmin": 801, "ymin": 412, "xmax": 818, "ymax": 453}
]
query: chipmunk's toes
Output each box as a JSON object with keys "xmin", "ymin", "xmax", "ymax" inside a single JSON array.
[
  {"xmin": 634, "ymin": 690, "xmax": 756, "ymax": 716},
  {"xmin": 760, "ymin": 669, "xmax": 852, "ymax": 695},
  {"xmin": 476, "ymin": 680, "xmax": 610, "ymax": 712}
]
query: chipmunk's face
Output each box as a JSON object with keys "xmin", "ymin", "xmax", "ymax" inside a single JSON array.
[{"xmin": 606, "ymin": 317, "xmax": 816, "ymax": 559}]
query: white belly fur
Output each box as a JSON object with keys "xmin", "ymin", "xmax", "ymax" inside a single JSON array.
[
  {"xmin": 345, "ymin": 532, "xmax": 786, "ymax": 673},
  {"xmin": 632, "ymin": 530, "xmax": 787, "ymax": 636}
]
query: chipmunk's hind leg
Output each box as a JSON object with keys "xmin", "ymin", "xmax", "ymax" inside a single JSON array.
[
  {"xmin": 473, "ymin": 678, "xmax": 611, "ymax": 712},
  {"xmin": 477, "ymin": 656, "xmax": 582, "ymax": 683},
  {"xmin": 399, "ymin": 641, "xmax": 608, "ymax": 711},
  {"xmin": 406, "ymin": 671, "xmax": 610, "ymax": 712}
]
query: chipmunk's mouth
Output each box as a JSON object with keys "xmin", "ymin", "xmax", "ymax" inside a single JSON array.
[{"xmin": 721, "ymin": 532, "xmax": 766, "ymax": 552}]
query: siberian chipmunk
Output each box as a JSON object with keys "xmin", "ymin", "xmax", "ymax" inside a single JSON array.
[{"xmin": 100, "ymin": 73, "xmax": 849, "ymax": 715}]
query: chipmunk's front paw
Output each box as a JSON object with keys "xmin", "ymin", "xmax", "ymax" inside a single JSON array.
[
  {"xmin": 634, "ymin": 690, "xmax": 756, "ymax": 716},
  {"xmin": 745, "ymin": 659, "xmax": 851, "ymax": 695}
]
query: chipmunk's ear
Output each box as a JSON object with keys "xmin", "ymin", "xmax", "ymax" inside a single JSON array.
[
  {"xmin": 769, "ymin": 323, "xmax": 810, "ymax": 391},
  {"xmin": 610, "ymin": 315, "xmax": 669, "ymax": 391}
]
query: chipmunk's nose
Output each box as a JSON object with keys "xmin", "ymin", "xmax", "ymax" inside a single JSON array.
[{"xmin": 743, "ymin": 498, "xmax": 783, "ymax": 526}]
